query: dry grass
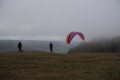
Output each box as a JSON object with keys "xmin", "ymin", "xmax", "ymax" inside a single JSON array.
[{"xmin": 0, "ymin": 52, "xmax": 120, "ymax": 80}]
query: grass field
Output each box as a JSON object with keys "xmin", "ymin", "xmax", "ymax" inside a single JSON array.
[{"xmin": 0, "ymin": 52, "xmax": 120, "ymax": 80}]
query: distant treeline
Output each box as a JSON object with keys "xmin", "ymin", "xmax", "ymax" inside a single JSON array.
[{"xmin": 68, "ymin": 37, "xmax": 120, "ymax": 53}]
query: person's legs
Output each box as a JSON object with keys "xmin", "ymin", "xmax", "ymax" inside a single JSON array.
[
  {"xmin": 50, "ymin": 49, "xmax": 53, "ymax": 53},
  {"xmin": 50, "ymin": 48, "xmax": 51, "ymax": 52},
  {"xmin": 51, "ymin": 49, "xmax": 53, "ymax": 53},
  {"xmin": 19, "ymin": 48, "xmax": 22, "ymax": 53}
]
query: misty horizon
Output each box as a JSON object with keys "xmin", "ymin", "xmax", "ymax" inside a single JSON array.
[{"xmin": 0, "ymin": 0, "xmax": 120, "ymax": 41}]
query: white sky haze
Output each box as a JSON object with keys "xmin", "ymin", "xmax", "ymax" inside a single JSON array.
[{"xmin": 0, "ymin": 0, "xmax": 120, "ymax": 41}]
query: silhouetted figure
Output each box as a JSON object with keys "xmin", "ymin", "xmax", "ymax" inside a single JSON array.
[
  {"xmin": 49, "ymin": 42, "xmax": 53, "ymax": 53},
  {"xmin": 18, "ymin": 41, "xmax": 22, "ymax": 53}
]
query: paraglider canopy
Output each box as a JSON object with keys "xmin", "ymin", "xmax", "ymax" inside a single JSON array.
[{"xmin": 66, "ymin": 31, "xmax": 85, "ymax": 44}]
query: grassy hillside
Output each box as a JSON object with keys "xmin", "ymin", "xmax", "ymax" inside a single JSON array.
[{"xmin": 0, "ymin": 52, "xmax": 120, "ymax": 80}]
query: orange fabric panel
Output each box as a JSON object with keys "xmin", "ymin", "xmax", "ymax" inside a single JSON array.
[{"xmin": 66, "ymin": 31, "xmax": 76, "ymax": 44}]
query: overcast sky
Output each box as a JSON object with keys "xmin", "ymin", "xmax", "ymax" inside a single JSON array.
[{"xmin": 0, "ymin": 0, "xmax": 120, "ymax": 41}]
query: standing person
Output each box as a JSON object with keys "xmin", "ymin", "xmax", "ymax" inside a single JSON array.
[
  {"xmin": 18, "ymin": 41, "xmax": 22, "ymax": 53},
  {"xmin": 49, "ymin": 42, "xmax": 53, "ymax": 53}
]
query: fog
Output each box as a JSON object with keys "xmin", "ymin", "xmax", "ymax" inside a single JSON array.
[
  {"xmin": 68, "ymin": 37, "xmax": 120, "ymax": 53},
  {"xmin": 0, "ymin": 40, "xmax": 79, "ymax": 53},
  {"xmin": 0, "ymin": 0, "xmax": 120, "ymax": 41}
]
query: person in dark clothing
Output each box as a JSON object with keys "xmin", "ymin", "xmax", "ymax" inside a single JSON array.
[
  {"xmin": 49, "ymin": 42, "xmax": 53, "ymax": 53},
  {"xmin": 18, "ymin": 41, "xmax": 22, "ymax": 53}
]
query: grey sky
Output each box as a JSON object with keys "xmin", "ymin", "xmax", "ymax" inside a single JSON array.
[{"xmin": 0, "ymin": 0, "xmax": 120, "ymax": 41}]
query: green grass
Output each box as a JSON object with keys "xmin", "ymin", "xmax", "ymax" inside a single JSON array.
[{"xmin": 0, "ymin": 52, "xmax": 120, "ymax": 80}]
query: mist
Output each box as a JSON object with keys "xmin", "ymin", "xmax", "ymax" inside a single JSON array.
[
  {"xmin": 0, "ymin": 0, "xmax": 120, "ymax": 41},
  {"xmin": 68, "ymin": 37, "xmax": 120, "ymax": 53}
]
